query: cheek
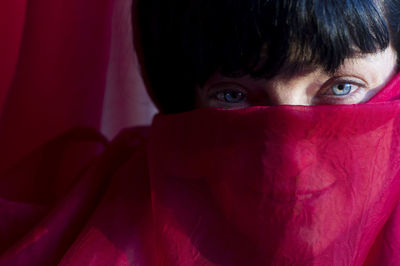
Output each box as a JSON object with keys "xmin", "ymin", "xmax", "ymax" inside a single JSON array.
[{"xmin": 365, "ymin": 64, "xmax": 397, "ymax": 101}]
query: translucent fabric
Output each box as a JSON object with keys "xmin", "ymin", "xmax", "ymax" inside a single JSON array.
[
  {"xmin": 2, "ymin": 73, "xmax": 400, "ymax": 265},
  {"xmin": 146, "ymin": 73, "xmax": 400, "ymax": 265},
  {"xmin": 0, "ymin": 0, "xmax": 157, "ymax": 176},
  {"xmin": 5, "ymin": 0, "xmax": 400, "ymax": 264}
]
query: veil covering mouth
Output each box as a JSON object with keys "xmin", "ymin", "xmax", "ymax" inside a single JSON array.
[
  {"xmin": 4, "ymin": 0, "xmax": 400, "ymax": 264},
  {"xmin": 2, "ymin": 71, "xmax": 400, "ymax": 265},
  {"xmin": 146, "ymin": 72, "xmax": 400, "ymax": 265}
]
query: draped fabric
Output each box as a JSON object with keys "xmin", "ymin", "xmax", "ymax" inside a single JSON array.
[
  {"xmin": 146, "ymin": 73, "xmax": 400, "ymax": 265},
  {"xmin": 1, "ymin": 72, "xmax": 400, "ymax": 265},
  {"xmin": 0, "ymin": 0, "xmax": 156, "ymax": 263},
  {"xmin": 0, "ymin": 0, "xmax": 157, "ymax": 176},
  {"xmin": 3, "ymin": 0, "xmax": 400, "ymax": 265}
]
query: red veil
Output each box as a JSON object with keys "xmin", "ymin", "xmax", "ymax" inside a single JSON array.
[
  {"xmin": 1, "ymin": 72, "xmax": 400, "ymax": 265},
  {"xmin": 2, "ymin": 0, "xmax": 400, "ymax": 264},
  {"xmin": 146, "ymin": 73, "xmax": 400, "ymax": 265}
]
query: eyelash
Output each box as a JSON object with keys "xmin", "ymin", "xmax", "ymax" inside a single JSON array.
[
  {"xmin": 207, "ymin": 79, "xmax": 366, "ymax": 106},
  {"xmin": 209, "ymin": 86, "xmax": 248, "ymax": 105},
  {"xmin": 314, "ymin": 80, "xmax": 366, "ymax": 104}
]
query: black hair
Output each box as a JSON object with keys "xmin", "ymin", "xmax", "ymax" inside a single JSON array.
[{"xmin": 134, "ymin": 0, "xmax": 400, "ymax": 113}]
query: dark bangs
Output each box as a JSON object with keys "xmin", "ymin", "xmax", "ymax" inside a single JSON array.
[
  {"xmin": 135, "ymin": 0, "xmax": 392, "ymax": 113},
  {"xmin": 218, "ymin": 0, "xmax": 390, "ymax": 77}
]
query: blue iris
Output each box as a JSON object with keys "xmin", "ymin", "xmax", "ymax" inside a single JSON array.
[
  {"xmin": 224, "ymin": 90, "xmax": 245, "ymax": 103},
  {"xmin": 331, "ymin": 83, "xmax": 352, "ymax": 96}
]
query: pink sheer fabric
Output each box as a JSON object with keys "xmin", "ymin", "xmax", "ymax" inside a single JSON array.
[
  {"xmin": 148, "ymin": 94, "xmax": 400, "ymax": 265},
  {"xmin": 0, "ymin": 0, "xmax": 157, "ymax": 175},
  {"xmin": 2, "ymin": 0, "xmax": 400, "ymax": 265},
  {"xmin": 1, "ymin": 72, "xmax": 400, "ymax": 265},
  {"xmin": 146, "ymin": 73, "xmax": 400, "ymax": 265}
]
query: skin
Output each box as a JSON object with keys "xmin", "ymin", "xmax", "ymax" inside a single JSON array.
[
  {"xmin": 196, "ymin": 46, "xmax": 398, "ymax": 108},
  {"xmin": 194, "ymin": 45, "xmax": 399, "ymax": 257},
  {"xmin": 194, "ymin": 45, "xmax": 400, "ymax": 256}
]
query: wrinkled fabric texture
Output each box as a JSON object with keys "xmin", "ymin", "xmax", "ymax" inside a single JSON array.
[
  {"xmin": 0, "ymin": 0, "xmax": 157, "ymax": 176},
  {"xmin": 2, "ymin": 1, "xmax": 400, "ymax": 264},
  {"xmin": 147, "ymin": 73, "xmax": 400, "ymax": 265},
  {"xmin": 2, "ymin": 73, "xmax": 400, "ymax": 265}
]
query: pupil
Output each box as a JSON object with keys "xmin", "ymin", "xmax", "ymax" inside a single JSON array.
[
  {"xmin": 225, "ymin": 91, "xmax": 243, "ymax": 103},
  {"xmin": 332, "ymin": 83, "xmax": 352, "ymax": 96}
]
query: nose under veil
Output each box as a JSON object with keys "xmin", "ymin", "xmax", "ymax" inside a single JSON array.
[
  {"xmin": 146, "ymin": 73, "xmax": 400, "ymax": 265},
  {"xmin": 3, "ymin": 73, "xmax": 400, "ymax": 265}
]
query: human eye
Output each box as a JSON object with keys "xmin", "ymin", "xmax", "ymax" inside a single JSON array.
[
  {"xmin": 207, "ymin": 83, "xmax": 248, "ymax": 107},
  {"xmin": 215, "ymin": 89, "xmax": 246, "ymax": 103},
  {"xmin": 330, "ymin": 83, "xmax": 354, "ymax": 96},
  {"xmin": 314, "ymin": 79, "xmax": 366, "ymax": 105}
]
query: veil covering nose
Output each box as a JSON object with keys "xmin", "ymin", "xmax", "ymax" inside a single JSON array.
[
  {"xmin": 3, "ymin": 0, "xmax": 400, "ymax": 264},
  {"xmin": 2, "ymin": 73, "xmax": 400, "ymax": 265},
  {"xmin": 2, "ymin": 29, "xmax": 400, "ymax": 265},
  {"xmin": 146, "ymin": 72, "xmax": 400, "ymax": 265}
]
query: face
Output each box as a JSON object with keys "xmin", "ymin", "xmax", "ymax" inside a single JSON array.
[{"xmin": 196, "ymin": 47, "xmax": 398, "ymax": 108}]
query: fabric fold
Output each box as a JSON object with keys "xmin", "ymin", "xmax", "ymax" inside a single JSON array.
[{"xmin": 2, "ymin": 74, "xmax": 400, "ymax": 265}]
